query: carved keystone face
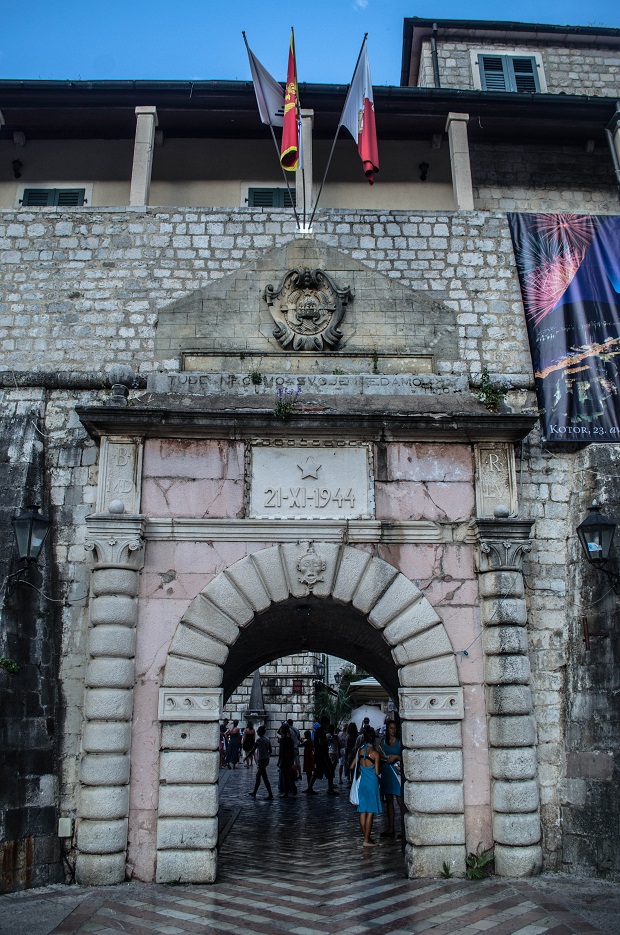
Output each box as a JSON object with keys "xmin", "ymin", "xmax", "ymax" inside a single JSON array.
[{"xmin": 297, "ymin": 549, "xmax": 327, "ymax": 587}]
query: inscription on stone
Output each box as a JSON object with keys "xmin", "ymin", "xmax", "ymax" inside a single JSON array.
[
  {"xmin": 474, "ymin": 443, "xmax": 517, "ymax": 517},
  {"xmin": 96, "ymin": 437, "xmax": 143, "ymax": 514},
  {"xmin": 249, "ymin": 445, "xmax": 372, "ymax": 519}
]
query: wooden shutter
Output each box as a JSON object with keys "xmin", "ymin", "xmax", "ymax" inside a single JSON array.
[
  {"xmin": 511, "ymin": 57, "xmax": 539, "ymax": 93},
  {"xmin": 21, "ymin": 188, "xmax": 85, "ymax": 206},
  {"xmin": 479, "ymin": 55, "xmax": 509, "ymax": 91},
  {"xmin": 478, "ymin": 54, "xmax": 540, "ymax": 93},
  {"xmin": 248, "ymin": 187, "xmax": 296, "ymax": 208}
]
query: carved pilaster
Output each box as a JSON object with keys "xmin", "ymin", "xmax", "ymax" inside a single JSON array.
[
  {"xmin": 76, "ymin": 513, "xmax": 146, "ymax": 886},
  {"xmin": 474, "ymin": 514, "xmax": 542, "ymax": 877}
]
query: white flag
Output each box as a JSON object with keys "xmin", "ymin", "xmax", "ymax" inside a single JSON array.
[{"xmin": 246, "ymin": 45, "xmax": 285, "ymax": 127}]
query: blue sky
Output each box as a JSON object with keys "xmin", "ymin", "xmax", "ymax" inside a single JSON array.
[{"xmin": 1, "ymin": 0, "xmax": 618, "ymax": 86}]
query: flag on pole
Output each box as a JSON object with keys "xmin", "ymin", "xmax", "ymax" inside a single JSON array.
[
  {"xmin": 339, "ymin": 39, "xmax": 379, "ymax": 185},
  {"xmin": 245, "ymin": 39, "xmax": 285, "ymax": 127},
  {"xmin": 280, "ymin": 30, "xmax": 299, "ymax": 171}
]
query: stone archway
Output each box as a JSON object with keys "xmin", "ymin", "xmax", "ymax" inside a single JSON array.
[{"xmin": 155, "ymin": 543, "xmax": 466, "ymax": 883}]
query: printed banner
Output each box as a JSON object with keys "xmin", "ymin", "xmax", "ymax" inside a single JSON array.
[{"xmin": 509, "ymin": 213, "xmax": 620, "ymax": 443}]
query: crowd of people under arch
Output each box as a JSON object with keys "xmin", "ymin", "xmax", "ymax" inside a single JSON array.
[{"xmin": 219, "ymin": 713, "xmax": 403, "ymax": 845}]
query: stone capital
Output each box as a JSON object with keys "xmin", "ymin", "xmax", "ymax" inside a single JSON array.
[
  {"xmin": 85, "ymin": 514, "xmax": 146, "ymax": 567},
  {"xmin": 474, "ymin": 518, "xmax": 534, "ymax": 572}
]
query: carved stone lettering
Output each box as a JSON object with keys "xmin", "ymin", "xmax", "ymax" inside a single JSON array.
[
  {"xmin": 249, "ymin": 444, "xmax": 372, "ymax": 519},
  {"xmin": 96, "ymin": 437, "xmax": 144, "ymax": 515},
  {"xmin": 474, "ymin": 443, "xmax": 517, "ymax": 518}
]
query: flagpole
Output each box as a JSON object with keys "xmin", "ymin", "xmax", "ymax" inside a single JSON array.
[
  {"xmin": 291, "ymin": 27, "xmax": 307, "ymax": 230},
  {"xmin": 242, "ymin": 31, "xmax": 302, "ymax": 228},
  {"xmin": 307, "ymin": 34, "xmax": 368, "ymax": 230}
]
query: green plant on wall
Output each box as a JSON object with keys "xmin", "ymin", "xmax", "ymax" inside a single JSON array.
[
  {"xmin": 476, "ymin": 368, "xmax": 512, "ymax": 412},
  {"xmin": 274, "ymin": 386, "xmax": 301, "ymax": 420},
  {"xmin": 250, "ymin": 370, "xmax": 263, "ymax": 385},
  {"xmin": 0, "ymin": 657, "xmax": 20, "ymax": 674}
]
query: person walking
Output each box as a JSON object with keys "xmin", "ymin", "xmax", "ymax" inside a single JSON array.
[
  {"xmin": 344, "ymin": 722, "xmax": 358, "ymax": 785},
  {"xmin": 242, "ymin": 720, "xmax": 256, "ymax": 768},
  {"xmin": 249, "ymin": 725, "xmax": 273, "ymax": 799},
  {"xmin": 301, "ymin": 729, "xmax": 315, "ymax": 790},
  {"xmin": 225, "ymin": 719, "xmax": 242, "ymax": 768},
  {"xmin": 351, "ymin": 726, "xmax": 382, "ymax": 846},
  {"xmin": 277, "ymin": 723, "xmax": 297, "ymax": 798},
  {"xmin": 379, "ymin": 719, "xmax": 403, "ymax": 838},
  {"xmin": 306, "ymin": 715, "xmax": 338, "ymax": 795}
]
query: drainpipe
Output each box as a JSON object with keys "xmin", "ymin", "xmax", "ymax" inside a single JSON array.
[
  {"xmin": 605, "ymin": 101, "xmax": 620, "ymax": 199},
  {"xmin": 431, "ymin": 23, "xmax": 441, "ymax": 89}
]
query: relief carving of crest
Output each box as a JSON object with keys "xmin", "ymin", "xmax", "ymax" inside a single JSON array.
[{"xmin": 263, "ymin": 268, "xmax": 353, "ymax": 352}]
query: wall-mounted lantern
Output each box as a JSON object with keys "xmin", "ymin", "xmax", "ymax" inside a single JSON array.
[
  {"xmin": 576, "ymin": 500, "xmax": 620, "ymax": 593},
  {"xmin": 12, "ymin": 504, "xmax": 52, "ymax": 564}
]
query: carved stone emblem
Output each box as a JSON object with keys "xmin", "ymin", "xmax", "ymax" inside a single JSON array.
[
  {"xmin": 297, "ymin": 545, "xmax": 327, "ymax": 588},
  {"xmin": 263, "ymin": 268, "xmax": 353, "ymax": 351}
]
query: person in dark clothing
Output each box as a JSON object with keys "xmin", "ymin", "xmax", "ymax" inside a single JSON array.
[
  {"xmin": 277, "ymin": 723, "xmax": 297, "ymax": 798},
  {"xmin": 249, "ymin": 725, "xmax": 273, "ymax": 799},
  {"xmin": 305, "ymin": 715, "xmax": 338, "ymax": 795}
]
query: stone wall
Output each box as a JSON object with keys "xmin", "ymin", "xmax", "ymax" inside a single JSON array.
[
  {"xmin": 419, "ymin": 39, "xmax": 620, "ymax": 95},
  {"xmin": 0, "ymin": 391, "xmax": 63, "ymax": 892},
  {"xmin": 0, "ymin": 207, "xmax": 534, "ymax": 380},
  {"xmin": 1, "ymin": 207, "xmax": 620, "ymax": 882},
  {"xmin": 471, "ymin": 144, "xmax": 618, "ymax": 214}
]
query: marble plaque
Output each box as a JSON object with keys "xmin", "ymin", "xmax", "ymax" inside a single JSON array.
[
  {"xmin": 96, "ymin": 436, "xmax": 143, "ymax": 514},
  {"xmin": 249, "ymin": 444, "xmax": 372, "ymax": 519},
  {"xmin": 474, "ymin": 443, "xmax": 517, "ymax": 518}
]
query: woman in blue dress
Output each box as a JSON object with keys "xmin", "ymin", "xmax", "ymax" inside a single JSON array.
[
  {"xmin": 350, "ymin": 726, "xmax": 382, "ymax": 846},
  {"xmin": 380, "ymin": 719, "xmax": 403, "ymax": 837}
]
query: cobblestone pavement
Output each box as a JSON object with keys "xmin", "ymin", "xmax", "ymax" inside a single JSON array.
[{"xmin": 2, "ymin": 765, "xmax": 620, "ymax": 935}]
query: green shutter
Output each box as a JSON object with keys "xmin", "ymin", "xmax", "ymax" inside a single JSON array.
[
  {"xmin": 21, "ymin": 188, "xmax": 85, "ymax": 206},
  {"xmin": 511, "ymin": 57, "xmax": 539, "ymax": 93},
  {"xmin": 479, "ymin": 55, "xmax": 508, "ymax": 91},
  {"xmin": 478, "ymin": 54, "xmax": 539, "ymax": 93},
  {"xmin": 248, "ymin": 187, "xmax": 296, "ymax": 208}
]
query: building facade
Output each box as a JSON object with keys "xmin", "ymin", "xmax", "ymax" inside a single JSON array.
[{"xmin": 1, "ymin": 17, "xmax": 619, "ymax": 893}]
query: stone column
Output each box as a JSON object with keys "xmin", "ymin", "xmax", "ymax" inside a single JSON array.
[
  {"xmin": 156, "ymin": 689, "xmax": 222, "ymax": 883},
  {"xmin": 296, "ymin": 108, "xmax": 314, "ymax": 226},
  {"xmin": 445, "ymin": 112, "xmax": 474, "ymax": 211},
  {"xmin": 399, "ymin": 687, "xmax": 466, "ymax": 877},
  {"xmin": 129, "ymin": 106, "xmax": 158, "ymax": 207},
  {"xmin": 76, "ymin": 514, "xmax": 145, "ymax": 884},
  {"xmin": 476, "ymin": 512, "xmax": 543, "ymax": 877}
]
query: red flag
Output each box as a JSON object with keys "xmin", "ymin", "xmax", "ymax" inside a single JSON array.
[
  {"xmin": 339, "ymin": 40, "xmax": 379, "ymax": 185},
  {"xmin": 280, "ymin": 30, "xmax": 299, "ymax": 171}
]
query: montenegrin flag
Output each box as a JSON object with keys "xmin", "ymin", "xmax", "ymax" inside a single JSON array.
[
  {"xmin": 339, "ymin": 39, "xmax": 379, "ymax": 185},
  {"xmin": 280, "ymin": 30, "xmax": 299, "ymax": 171}
]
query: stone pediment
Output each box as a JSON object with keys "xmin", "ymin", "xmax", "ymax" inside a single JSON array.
[{"xmin": 154, "ymin": 237, "xmax": 458, "ymax": 373}]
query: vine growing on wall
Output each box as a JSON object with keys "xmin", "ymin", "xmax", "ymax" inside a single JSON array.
[{"xmin": 476, "ymin": 368, "xmax": 513, "ymax": 412}]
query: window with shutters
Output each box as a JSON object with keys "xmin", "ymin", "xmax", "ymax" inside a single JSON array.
[
  {"xmin": 470, "ymin": 50, "xmax": 546, "ymax": 93},
  {"xmin": 21, "ymin": 188, "xmax": 86, "ymax": 206},
  {"xmin": 247, "ymin": 187, "xmax": 296, "ymax": 208}
]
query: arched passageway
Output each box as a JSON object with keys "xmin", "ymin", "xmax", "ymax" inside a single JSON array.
[{"xmin": 155, "ymin": 543, "xmax": 466, "ymax": 883}]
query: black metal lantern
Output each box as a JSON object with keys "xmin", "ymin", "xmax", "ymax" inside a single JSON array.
[
  {"xmin": 12, "ymin": 504, "xmax": 52, "ymax": 563},
  {"xmin": 577, "ymin": 501, "xmax": 616, "ymax": 565},
  {"xmin": 315, "ymin": 660, "xmax": 325, "ymax": 680}
]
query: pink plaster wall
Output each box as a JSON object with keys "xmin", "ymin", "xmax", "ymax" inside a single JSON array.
[
  {"xmin": 128, "ymin": 538, "xmax": 271, "ymax": 882},
  {"xmin": 141, "ymin": 439, "xmax": 244, "ymax": 517},
  {"xmin": 375, "ymin": 443, "xmax": 475, "ymax": 522},
  {"xmin": 379, "ymin": 542, "xmax": 492, "ymax": 853},
  {"xmin": 128, "ymin": 439, "xmax": 492, "ymax": 877}
]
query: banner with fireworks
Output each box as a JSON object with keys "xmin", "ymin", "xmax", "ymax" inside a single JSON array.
[{"xmin": 508, "ymin": 213, "xmax": 620, "ymax": 443}]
